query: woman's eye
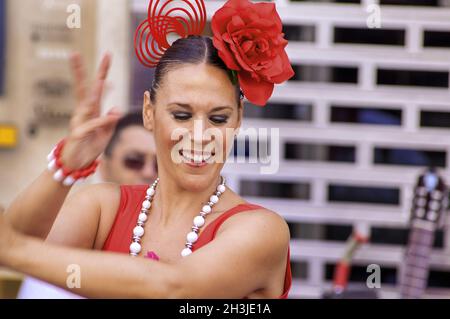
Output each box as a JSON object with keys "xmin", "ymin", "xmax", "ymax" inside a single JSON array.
[
  {"xmin": 210, "ymin": 115, "xmax": 229, "ymax": 124},
  {"xmin": 172, "ymin": 112, "xmax": 192, "ymax": 121}
]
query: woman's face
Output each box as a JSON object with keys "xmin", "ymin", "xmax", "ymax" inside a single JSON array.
[{"xmin": 143, "ymin": 63, "xmax": 243, "ymax": 191}]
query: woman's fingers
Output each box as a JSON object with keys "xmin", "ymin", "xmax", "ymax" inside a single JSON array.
[
  {"xmin": 105, "ymin": 106, "xmax": 122, "ymax": 117},
  {"xmin": 85, "ymin": 79, "xmax": 106, "ymax": 118},
  {"xmin": 70, "ymin": 53, "xmax": 87, "ymax": 103},
  {"xmin": 85, "ymin": 54, "xmax": 112, "ymax": 119},
  {"xmin": 96, "ymin": 53, "xmax": 111, "ymax": 82},
  {"xmin": 70, "ymin": 53, "xmax": 112, "ymax": 127},
  {"xmin": 78, "ymin": 109, "xmax": 122, "ymax": 137},
  {"xmin": 63, "ymin": 107, "xmax": 122, "ymax": 169}
]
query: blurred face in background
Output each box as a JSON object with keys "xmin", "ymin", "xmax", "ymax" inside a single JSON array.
[{"xmin": 100, "ymin": 125, "xmax": 157, "ymax": 185}]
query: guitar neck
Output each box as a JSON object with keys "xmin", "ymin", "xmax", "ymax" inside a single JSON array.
[
  {"xmin": 400, "ymin": 169, "xmax": 448, "ymax": 299},
  {"xmin": 400, "ymin": 220, "xmax": 436, "ymax": 299}
]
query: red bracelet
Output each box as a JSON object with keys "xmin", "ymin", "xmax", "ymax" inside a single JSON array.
[{"xmin": 47, "ymin": 139, "xmax": 99, "ymax": 186}]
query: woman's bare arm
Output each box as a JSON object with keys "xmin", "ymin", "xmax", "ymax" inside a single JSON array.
[
  {"xmin": 0, "ymin": 209, "xmax": 290, "ymax": 298},
  {"xmin": 45, "ymin": 182, "xmax": 120, "ymax": 249},
  {"xmin": 4, "ymin": 53, "xmax": 121, "ymax": 239},
  {"xmin": 5, "ymin": 170, "xmax": 72, "ymax": 238}
]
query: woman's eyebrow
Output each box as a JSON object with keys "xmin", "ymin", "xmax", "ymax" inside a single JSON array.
[
  {"xmin": 210, "ymin": 106, "xmax": 233, "ymax": 112},
  {"xmin": 168, "ymin": 103, "xmax": 233, "ymax": 112},
  {"xmin": 168, "ymin": 102, "xmax": 192, "ymax": 109}
]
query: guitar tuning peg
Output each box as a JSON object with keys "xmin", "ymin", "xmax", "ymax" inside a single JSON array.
[
  {"xmin": 416, "ymin": 187, "xmax": 427, "ymax": 197},
  {"xmin": 415, "ymin": 197, "xmax": 427, "ymax": 208},
  {"xmin": 431, "ymin": 190, "xmax": 442, "ymax": 200},
  {"xmin": 429, "ymin": 200, "xmax": 440, "ymax": 211},
  {"xmin": 415, "ymin": 208, "xmax": 425, "ymax": 218},
  {"xmin": 427, "ymin": 210, "xmax": 438, "ymax": 222}
]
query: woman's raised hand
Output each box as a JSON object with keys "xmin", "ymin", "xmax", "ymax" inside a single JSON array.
[{"xmin": 61, "ymin": 53, "xmax": 122, "ymax": 170}]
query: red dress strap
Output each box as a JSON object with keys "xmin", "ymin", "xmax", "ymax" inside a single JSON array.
[
  {"xmin": 194, "ymin": 203, "xmax": 263, "ymax": 249},
  {"xmin": 102, "ymin": 186, "xmax": 292, "ymax": 299}
]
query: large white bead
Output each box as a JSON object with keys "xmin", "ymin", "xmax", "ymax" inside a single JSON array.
[
  {"xmin": 187, "ymin": 231, "xmax": 198, "ymax": 243},
  {"xmin": 62, "ymin": 176, "xmax": 75, "ymax": 186},
  {"xmin": 202, "ymin": 205, "xmax": 212, "ymax": 214},
  {"xmin": 217, "ymin": 184, "xmax": 226, "ymax": 193},
  {"xmin": 181, "ymin": 248, "xmax": 192, "ymax": 257},
  {"xmin": 133, "ymin": 226, "xmax": 145, "ymax": 237},
  {"xmin": 130, "ymin": 242, "xmax": 142, "ymax": 254},
  {"xmin": 47, "ymin": 159, "xmax": 57, "ymax": 171},
  {"xmin": 53, "ymin": 169, "xmax": 64, "ymax": 182},
  {"xmin": 146, "ymin": 188, "xmax": 155, "ymax": 196},
  {"xmin": 47, "ymin": 151, "xmax": 55, "ymax": 162},
  {"xmin": 138, "ymin": 213, "xmax": 148, "ymax": 222},
  {"xmin": 193, "ymin": 216, "xmax": 205, "ymax": 227},
  {"xmin": 210, "ymin": 195, "xmax": 219, "ymax": 204},
  {"xmin": 142, "ymin": 200, "xmax": 151, "ymax": 209}
]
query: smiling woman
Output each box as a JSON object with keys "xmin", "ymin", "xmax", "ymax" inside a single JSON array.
[{"xmin": 0, "ymin": 0, "xmax": 294, "ymax": 299}]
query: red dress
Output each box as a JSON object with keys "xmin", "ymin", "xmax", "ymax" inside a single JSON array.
[{"xmin": 103, "ymin": 185, "xmax": 292, "ymax": 299}]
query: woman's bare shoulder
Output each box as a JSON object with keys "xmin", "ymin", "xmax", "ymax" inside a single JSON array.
[
  {"xmin": 45, "ymin": 183, "xmax": 122, "ymax": 248},
  {"xmin": 71, "ymin": 183, "xmax": 123, "ymax": 249},
  {"xmin": 221, "ymin": 188, "xmax": 290, "ymax": 240},
  {"xmin": 242, "ymin": 207, "xmax": 290, "ymax": 238},
  {"xmin": 69, "ymin": 182, "xmax": 121, "ymax": 208},
  {"xmin": 219, "ymin": 203, "xmax": 291, "ymax": 249}
]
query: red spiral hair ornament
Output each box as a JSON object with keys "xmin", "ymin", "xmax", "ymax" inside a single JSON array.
[{"xmin": 134, "ymin": 0, "xmax": 207, "ymax": 68}]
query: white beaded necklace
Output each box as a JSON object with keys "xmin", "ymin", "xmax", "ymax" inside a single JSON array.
[{"xmin": 129, "ymin": 176, "xmax": 227, "ymax": 257}]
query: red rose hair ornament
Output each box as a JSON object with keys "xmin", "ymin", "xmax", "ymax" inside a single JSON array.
[
  {"xmin": 134, "ymin": 0, "xmax": 207, "ymax": 67},
  {"xmin": 135, "ymin": 0, "xmax": 294, "ymax": 106},
  {"xmin": 212, "ymin": 0, "xmax": 295, "ymax": 106}
]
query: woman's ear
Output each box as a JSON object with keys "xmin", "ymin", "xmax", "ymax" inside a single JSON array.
[{"xmin": 143, "ymin": 91, "xmax": 155, "ymax": 132}]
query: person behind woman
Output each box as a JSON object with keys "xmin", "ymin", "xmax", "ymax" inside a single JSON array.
[
  {"xmin": 0, "ymin": 0, "xmax": 295, "ymax": 298},
  {"xmin": 99, "ymin": 112, "xmax": 158, "ymax": 185}
]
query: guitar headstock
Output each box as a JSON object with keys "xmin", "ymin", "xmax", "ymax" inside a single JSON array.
[{"xmin": 411, "ymin": 168, "xmax": 448, "ymax": 228}]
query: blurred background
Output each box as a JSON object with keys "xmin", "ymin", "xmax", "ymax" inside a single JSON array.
[{"xmin": 1, "ymin": 0, "xmax": 450, "ymax": 299}]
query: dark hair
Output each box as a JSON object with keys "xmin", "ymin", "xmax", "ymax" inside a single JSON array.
[
  {"xmin": 104, "ymin": 112, "xmax": 144, "ymax": 157},
  {"xmin": 150, "ymin": 35, "xmax": 243, "ymax": 105}
]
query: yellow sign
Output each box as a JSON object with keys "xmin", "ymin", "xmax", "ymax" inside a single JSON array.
[{"xmin": 0, "ymin": 125, "xmax": 18, "ymax": 148}]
